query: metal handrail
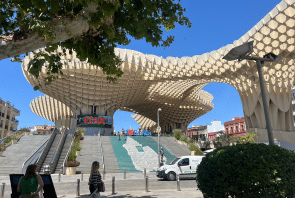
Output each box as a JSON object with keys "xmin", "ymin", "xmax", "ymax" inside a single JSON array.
[
  {"xmin": 22, "ymin": 138, "xmax": 49, "ymax": 174},
  {"xmin": 98, "ymin": 133, "xmax": 105, "ymax": 174},
  {"xmin": 62, "ymin": 130, "xmax": 77, "ymax": 174}
]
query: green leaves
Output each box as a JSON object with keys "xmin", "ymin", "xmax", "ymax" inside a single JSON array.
[
  {"xmin": 4, "ymin": 0, "xmax": 191, "ymax": 90},
  {"xmin": 197, "ymin": 143, "xmax": 295, "ymax": 198}
]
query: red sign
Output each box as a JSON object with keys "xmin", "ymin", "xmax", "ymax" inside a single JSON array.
[
  {"xmin": 84, "ymin": 116, "xmax": 106, "ymax": 125},
  {"xmin": 128, "ymin": 130, "xmax": 134, "ymax": 136}
]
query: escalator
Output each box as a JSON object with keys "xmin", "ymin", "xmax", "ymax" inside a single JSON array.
[{"xmin": 36, "ymin": 129, "xmax": 75, "ymax": 174}]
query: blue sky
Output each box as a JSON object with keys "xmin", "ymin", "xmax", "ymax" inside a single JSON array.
[{"xmin": 0, "ymin": 0, "xmax": 280, "ymax": 131}]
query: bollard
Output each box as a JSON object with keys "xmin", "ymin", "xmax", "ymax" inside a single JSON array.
[
  {"xmin": 176, "ymin": 175, "xmax": 180, "ymax": 191},
  {"xmin": 124, "ymin": 169, "xmax": 126, "ymax": 179},
  {"xmin": 103, "ymin": 170, "xmax": 105, "ymax": 180},
  {"xmin": 145, "ymin": 176, "xmax": 149, "ymax": 192},
  {"xmin": 144, "ymin": 168, "xmax": 146, "ymax": 178},
  {"xmin": 0, "ymin": 183, "xmax": 5, "ymax": 198},
  {"xmin": 76, "ymin": 179, "xmax": 80, "ymax": 196},
  {"xmin": 112, "ymin": 176, "xmax": 115, "ymax": 195},
  {"xmin": 81, "ymin": 171, "xmax": 83, "ymax": 181},
  {"xmin": 58, "ymin": 171, "xmax": 61, "ymax": 182}
]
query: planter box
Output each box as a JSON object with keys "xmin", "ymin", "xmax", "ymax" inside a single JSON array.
[
  {"xmin": 65, "ymin": 167, "xmax": 77, "ymax": 175},
  {"xmin": 25, "ymin": 132, "xmax": 30, "ymax": 135},
  {"xmin": 76, "ymin": 151, "xmax": 80, "ymax": 156},
  {"xmin": 11, "ymin": 140, "xmax": 17, "ymax": 144},
  {"xmin": 0, "ymin": 151, "xmax": 3, "ymax": 157}
]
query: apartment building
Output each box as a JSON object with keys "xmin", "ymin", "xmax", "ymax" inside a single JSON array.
[
  {"xmin": 0, "ymin": 98, "xmax": 20, "ymax": 138},
  {"xmin": 224, "ymin": 117, "xmax": 246, "ymax": 137}
]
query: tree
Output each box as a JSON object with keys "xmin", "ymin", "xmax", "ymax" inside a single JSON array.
[
  {"xmin": 0, "ymin": 0, "xmax": 191, "ymax": 89},
  {"xmin": 213, "ymin": 132, "xmax": 257, "ymax": 148}
]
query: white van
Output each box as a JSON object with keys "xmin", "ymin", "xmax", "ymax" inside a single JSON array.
[{"xmin": 156, "ymin": 155, "xmax": 204, "ymax": 181}]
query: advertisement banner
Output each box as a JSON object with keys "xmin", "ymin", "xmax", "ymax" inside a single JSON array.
[{"xmin": 77, "ymin": 115, "xmax": 112, "ymax": 128}]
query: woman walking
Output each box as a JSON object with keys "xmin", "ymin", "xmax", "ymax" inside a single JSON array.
[
  {"xmin": 17, "ymin": 164, "xmax": 44, "ymax": 198},
  {"xmin": 89, "ymin": 161, "xmax": 103, "ymax": 197}
]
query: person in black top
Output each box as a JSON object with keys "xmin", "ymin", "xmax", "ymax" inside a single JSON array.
[{"xmin": 89, "ymin": 161, "xmax": 102, "ymax": 195}]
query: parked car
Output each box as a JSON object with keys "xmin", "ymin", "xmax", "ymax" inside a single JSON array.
[{"xmin": 156, "ymin": 155, "xmax": 204, "ymax": 181}]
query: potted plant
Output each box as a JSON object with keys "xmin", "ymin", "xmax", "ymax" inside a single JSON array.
[
  {"xmin": 64, "ymin": 160, "xmax": 80, "ymax": 175},
  {"xmin": 11, "ymin": 137, "xmax": 18, "ymax": 144},
  {"xmin": 75, "ymin": 145, "xmax": 82, "ymax": 156},
  {"xmin": 0, "ymin": 145, "xmax": 6, "ymax": 157}
]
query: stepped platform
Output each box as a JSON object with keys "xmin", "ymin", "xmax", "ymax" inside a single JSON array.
[
  {"xmin": 108, "ymin": 136, "xmax": 177, "ymax": 173},
  {"xmin": 76, "ymin": 135, "xmax": 102, "ymax": 174},
  {"xmin": 151, "ymin": 136, "xmax": 191, "ymax": 157},
  {"xmin": 0, "ymin": 135, "xmax": 50, "ymax": 175}
]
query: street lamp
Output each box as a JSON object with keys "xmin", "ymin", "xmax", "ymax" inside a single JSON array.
[
  {"xmin": 157, "ymin": 108, "xmax": 162, "ymax": 167},
  {"xmin": 223, "ymin": 41, "xmax": 281, "ymax": 146}
]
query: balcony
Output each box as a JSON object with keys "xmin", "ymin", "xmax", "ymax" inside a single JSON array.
[
  {"xmin": 6, "ymin": 116, "xmax": 10, "ymax": 120},
  {"xmin": 13, "ymin": 108, "xmax": 20, "ymax": 114},
  {"xmin": 14, "ymin": 119, "xmax": 19, "ymax": 124}
]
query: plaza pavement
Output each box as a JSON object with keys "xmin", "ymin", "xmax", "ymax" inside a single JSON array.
[{"xmin": 0, "ymin": 172, "xmax": 204, "ymax": 198}]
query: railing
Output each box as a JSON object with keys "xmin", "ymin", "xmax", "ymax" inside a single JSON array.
[
  {"xmin": 62, "ymin": 130, "xmax": 77, "ymax": 174},
  {"xmin": 98, "ymin": 133, "xmax": 105, "ymax": 175},
  {"xmin": 22, "ymin": 139, "xmax": 49, "ymax": 174},
  {"xmin": 14, "ymin": 119, "xmax": 19, "ymax": 124},
  {"xmin": 13, "ymin": 108, "xmax": 20, "ymax": 114},
  {"xmin": 50, "ymin": 129, "xmax": 67, "ymax": 173},
  {"xmin": 36, "ymin": 129, "xmax": 57, "ymax": 172}
]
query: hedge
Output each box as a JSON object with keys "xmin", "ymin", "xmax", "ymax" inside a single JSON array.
[{"xmin": 196, "ymin": 143, "xmax": 295, "ymax": 198}]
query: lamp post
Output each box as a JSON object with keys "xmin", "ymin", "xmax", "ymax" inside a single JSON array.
[
  {"xmin": 223, "ymin": 41, "xmax": 281, "ymax": 146},
  {"xmin": 157, "ymin": 108, "xmax": 162, "ymax": 167}
]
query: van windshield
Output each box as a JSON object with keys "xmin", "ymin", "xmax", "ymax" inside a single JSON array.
[{"xmin": 169, "ymin": 158, "xmax": 180, "ymax": 165}]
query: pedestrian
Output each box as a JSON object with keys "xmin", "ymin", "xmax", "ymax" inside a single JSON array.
[
  {"xmin": 88, "ymin": 161, "xmax": 103, "ymax": 197},
  {"xmin": 17, "ymin": 164, "xmax": 44, "ymax": 198},
  {"xmin": 160, "ymin": 147, "xmax": 164, "ymax": 162},
  {"xmin": 117, "ymin": 132, "xmax": 121, "ymax": 141},
  {"xmin": 123, "ymin": 131, "xmax": 127, "ymax": 141}
]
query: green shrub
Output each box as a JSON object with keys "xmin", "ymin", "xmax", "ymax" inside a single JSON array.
[
  {"xmin": 173, "ymin": 130, "xmax": 182, "ymax": 140},
  {"xmin": 197, "ymin": 143, "xmax": 295, "ymax": 198},
  {"xmin": 67, "ymin": 150, "xmax": 76, "ymax": 161},
  {"xmin": 74, "ymin": 138, "xmax": 80, "ymax": 143},
  {"xmin": 179, "ymin": 135, "xmax": 187, "ymax": 142},
  {"xmin": 0, "ymin": 144, "xmax": 6, "ymax": 152},
  {"xmin": 188, "ymin": 144, "xmax": 203, "ymax": 156},
  {"xmin": 11, "ymin": 136, "xmax": 18, "ymax": 140},
  {"xmin": 188, "ymin": 139, "xmax": 194, "ymax": 144},
  {"xmin": 4, "ymin": 137, "xmax": 11, "ymax": 144},
  {"xmin": 72, "ymin": 142, "xmax": 81, "ymax": 151}
]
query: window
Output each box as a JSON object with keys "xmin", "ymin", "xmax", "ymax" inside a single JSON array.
[
  {"xmin": 179, "ymin": 158, "xmax": 189, "ymax": 166},
  {"xmin": 231, "ymin": 127, "xmax": 233, "ymax": 133},
  {"xmin": 236, "ymin": 126, "xmax": 239, "ymax": 133},
  {"xmin": 241, "ymin": 125, "xmax": 244, "ymax": 131}
]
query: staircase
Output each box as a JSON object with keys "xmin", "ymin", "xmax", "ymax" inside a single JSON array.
[
  {"xmin": 107, "ymin": 136, "xmax": 178, "ymax": 173},
  {"xmin": 101, "ymin": 136, "xmax": 120, "ymax": 173},
  {"xmin": 151, "ymin": 136, "xmax": 191, "ymax": 157},
  {"xmin": 39, "ymin": 134, "xmax": 62, "ymax": 173},
  {"xmin": 0, "ymin": 135, "xmax": 50, "ymax": 175},
  {"xmin": 76, "ymin": 135, "xmax": 102, "ymax": 174}
]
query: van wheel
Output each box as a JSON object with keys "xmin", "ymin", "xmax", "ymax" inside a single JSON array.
[{"xmin": 167, "ymin": 172, "xmax": 176, "ymax": 181}]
